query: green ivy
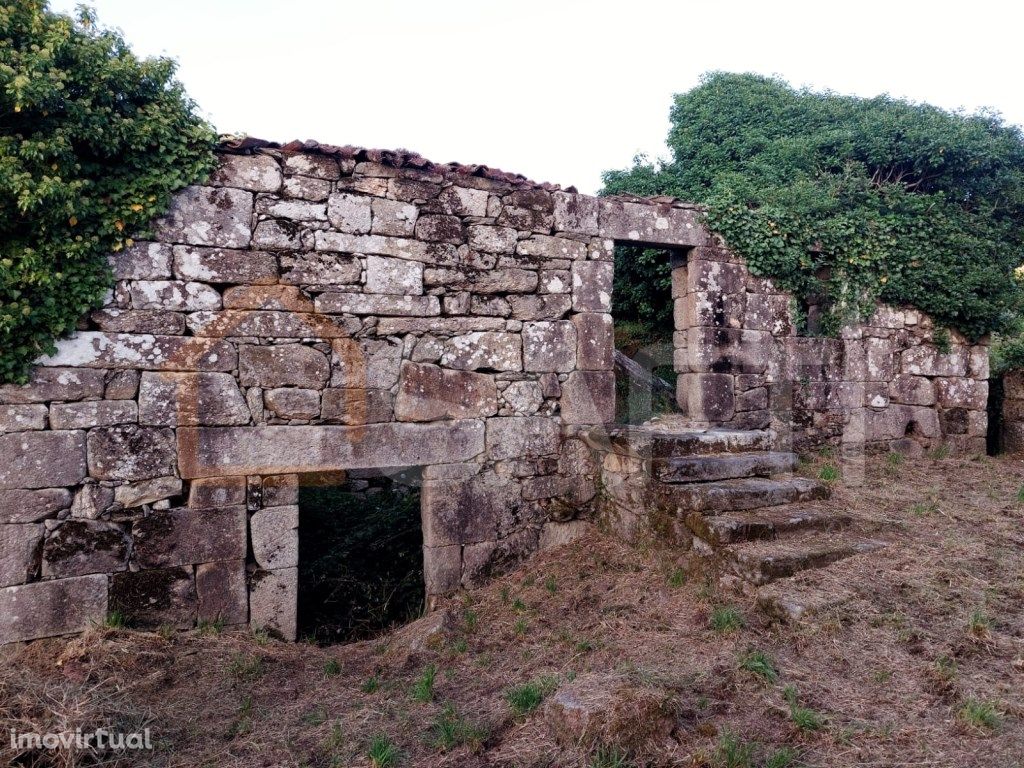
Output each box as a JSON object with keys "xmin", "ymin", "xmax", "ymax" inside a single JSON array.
[
  {"xmin": 0, "ymin": 1, "xmax": 216, "ymax": 383},
  {"xmin": 603, "ymin": 72, "xmax": 1024, "ymax": 341}
]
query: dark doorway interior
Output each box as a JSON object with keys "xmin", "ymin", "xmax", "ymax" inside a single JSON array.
[
  {"xmin": 987, "ymin": 376, "xmax": 1004, "ymax": 456},
  {"xmin": 297, "ymin": 467, "xmax": 425, "ymax": 645}
]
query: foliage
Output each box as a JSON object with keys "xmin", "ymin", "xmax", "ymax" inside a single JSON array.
[
  {"xmin": 0, "ymin": 1, "xmax": 216, "ymax": 382},
  {"xmin": 298, "ymin": 483, "xmax": 425, "ymax": 644},
  {"xmin": 603, "ymin": 72, "xmax": 1024, "ymax": 340},
  {"xmin": 505, "ymin": 676, "xmax": 557, "ymax": 717}
]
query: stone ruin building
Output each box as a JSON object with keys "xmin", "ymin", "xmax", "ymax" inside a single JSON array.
[{"xmin": 0, "ymin": 140, "xmax": 1009, "ymax": 644}]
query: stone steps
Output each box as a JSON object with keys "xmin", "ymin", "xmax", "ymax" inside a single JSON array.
[
  {"xmin": 653, "ymin": 451, "xmax": 797, "ymax": 484},
  {"xmin": 661, "ymin": 476, "xmax": 829, "ymax": 514},
  {"xmin": 725, "ymin": 530, "xmax": 885, "ymax": 586},
  {"xmin": 602, "ymin": 424, "xmax": 776, "ymax": 459},
  {"xmin": 685, "ymin": 505, "xmax": 851, "ymax": 546}
]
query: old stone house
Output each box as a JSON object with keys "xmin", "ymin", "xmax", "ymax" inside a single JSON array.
[{"xmin": 0, "ymin": 141, "xmax": 998, "ymax": 644}]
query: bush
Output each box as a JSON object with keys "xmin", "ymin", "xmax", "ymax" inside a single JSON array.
[
  {"xmin": 0, "ymin": 2, "xmax": 215, "ymax": 382},
  {"xmin": 603, "ymin": 72, "xmax": 1024, "ymax": 341}
]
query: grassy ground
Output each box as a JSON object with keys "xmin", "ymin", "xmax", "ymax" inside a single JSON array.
[{"xmin": 2, "ymin": 454, "xmax": 1023, "ymax": 767}]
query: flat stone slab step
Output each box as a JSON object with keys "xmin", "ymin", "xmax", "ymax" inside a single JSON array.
[
  {"xmin": 687, "ymin": 506, "xmax": 852, "ymax": 546},
  {"xmin": 654, "ymin": 451, "xmax": 797, "ymax": 484},
  {"xmin": 728, "ymin": 531, "xmax": 885, "ymax": 586},
  {"xmin": 599, "ymin": 425, "xmax": 776, "ymax": 459},
  {"xmin": 663, "ymin": 476, "xmax": 829, "ymax": 514},
  {"xmin": 756, "ymin": 580, "xmax": 858, "ymax": 623}
]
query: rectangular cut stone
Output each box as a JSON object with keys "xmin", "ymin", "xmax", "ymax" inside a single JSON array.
[
  {"xmin": 42, "ymin": 519, "xmax": 130, "ymax": 578},
  {"xmin": 685, "ymin": 327, "xmax": 772, "ymax": 374},
  {"xmin": 314, "ymin": 231, "xmax": 457, "ymax": 265},
  {"xmin": 394, "ymin": 362, "xmax": 498, "ymax": 421},
  {"xmin": 571, "ymin": 261, "xmax": 613, "ymax": 312},
  {"xmin": 110, "ymin": 566, "xmax": 196, "ymax": 629},
  {"xmin": 466, "ymin": 225, "xmax": 518, "ymax": 253},
  {"xmin": 253, "ymin": 219, "xmax": 304, "ymax": 250},
  {"xmin": 264, "ymin": 387, "xmax": 320, "ymax": 419},
  {"xmin": 177, "ymin": 421, "xmax": 486, "ymax": 478},
  {"xmin": 284, "ymin": 152, "xmax": 340, "ymax": 179},
  {"xmin": 467, "ymin": 269, "xmax": 538, "ymax": 294},
  {"xmin": 0, "ymin": 367, "xmax": 105, "ymax": 404},
  {"xmin": 209, "ymin": 154, "xmax": 282, "ymax": 192},
  {"xmin": 327, "ymin": 192, "xmax": 372, "ymax": 233},
  {"xmin": 560, "ymin": 371, "xmax": 615, "ymax": 424},
  {"xmin": 553, "ymin": 192, "xmax": 599, "ymax": 235},
  {"xmin": 321, "ymin": 389, "xmax": 394, "ymax": 424},
  {"xmin": 435, "ymin": 185, "xmax": 488, "ymax": 216},
  {"xmin": 440, "ymin": 333, "xmax": 522, "ymax": 372},
  {"xmin": 91, "ymin": 309, "xmax": 187, "ymax": 335},
  {"xmin": 523, "ymin": 321, "xmax": 577, "ymax": 372},
  {"xmin": 186, "ymin": 311, "xmax": 354, "ymax": 338},
  {"xmin": 371, "ymin": 198, "xmax": 418, "ymax": 236},
  {"xmin": 365, "ymin": 255, "xmax": 424, "ymax": 295},
  {"xmin": 132, "ymin": 505, "xmax": 247, "ymax": 568},
  {"xmin": 283, "ymin": 175, "xmax": 331, "ymax": 201},
  {"xmin": 0, "ymin": 574, "xmax": 108, "ymax": 644},
  {"xmin": 50, "ymin": 401, "xmax": 137, "ymax": 430},
  {"xmin": 155, "ymin": 186, "xmax": 253, "ymax": 248},
  {"xmin": 0, "ymin": 404, "xmax": 47, "ymax": 432},
  {"xmin": 173, "ymin": 246, "xmax": 278, "ymax": 284},
  {"xmin": 421, "ymin": 472, "xmax": 517, "ymax": 547},
  {"xmin": 1, "ymin": 488, "xmax": 72, "ymax": 523},
  {"xmin": 113, "ymin": 476, "xmax": 182, "ymax": 509},
  {"xmin": 331, "ymin": 339, "xmax": 403, "ymax": 389},
  {"xmin": 196, "ymin": 560, "xmax": 248, "ymax": 625},
  {"xmin": 251, "ymin": 505, "xmax": 299, "ymax": 569},
  {"xmin": 508, "ymin": 295, "xmax": 572, "ymax": 320},
  {"xmin": 109, "ymin": 242, "xmax": 172, "ymax": 280},
  {"xmin": 314, "ymin": 293, "xmax": 440, "ymax": 316},
  {"xmin": 223, "ymin": 285, "xmax": 315, "ymax": 312},
  {"xmin": 0, "ymin": 431, "xmax": 86, "ymax": 490},
  {"xmin": 573, "ymin": 313, "xmax": 614, "ymax": 370},
  {"xmin": 901, "ymin": 345, "xmax": 969, "ymax": 377},
  {"xmin": 188, "ymin": 476, "xmax": 247, "ymax": 509},
  {"xmin": 39, "ymin": 332, "xmax": 235, "ymax": 372},
  {"xmin": 485, "ymin": 417, "xmax": 560, "ymax": 461},
  {"xmin": 257, "ymin": 199, "xmax": 326, "ymax": 222},
  {"xmin": 516, "ymin": 235, "xmax": 587, "ymax": 260},
  {"xmin": 87, "ymin": 426, "xmax": 175, "ymax": 481},
  {"xmin": 139, "ymin": 372, "xmax": 250, "ymax": 426},
  {"xmin": 280, "ymin": 253, "xmax": 361, "ymax": 285},
  {"xmin": 250, "ymin": 567, "xmax": 297, "ymax": 641},
  {"xmin": 1, "ymin": 524, "xmax": 44, "ymax": 586},
  {"xmin": 598, "ymin": 199, "xmax": 706, "ymax": 246},
  {"xmin": 239, "ymin": 344, "xmax": 330, "ymax": 388},
  {"xmin": 129, "ymin": 280, "xmax": 221, "ymax": 311}
]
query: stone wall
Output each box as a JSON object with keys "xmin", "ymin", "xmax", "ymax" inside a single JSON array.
[
  {"xmin": 0, "ymin": 145, "xmax": 702, "ymax": 644},
  {"xmin": 672, "ymin": 246, "xmax": 991, "ymax": 456},
  {"xmin": 1003, "ymin": 371, "xmax": 1024, "ymax": 453}
]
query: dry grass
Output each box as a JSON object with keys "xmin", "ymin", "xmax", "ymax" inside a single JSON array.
[{"xmin": 1, "ymin": 454, "xmax": 1022, "ymax": 767}]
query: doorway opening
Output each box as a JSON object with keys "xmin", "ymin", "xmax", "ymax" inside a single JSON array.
[
  {"xmin": 986, "ymin": 376, "xmax": 1004, "ymax": 456},
  {"xmin": 297, "ymin": 467, "xmax": 425, "ymax": 645},
  {"xmin": 612, "ymin": 243, "xmax": 685, "ymax": 424}
]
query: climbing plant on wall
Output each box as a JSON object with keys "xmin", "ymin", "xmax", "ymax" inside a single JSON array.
[
  {"xmin": 0, "ymin": 1, "xmax": 216, "ymax": 383},
  {"xmin": 603, "ymin": 72, "xmax": 1024, "ymax": 340}
]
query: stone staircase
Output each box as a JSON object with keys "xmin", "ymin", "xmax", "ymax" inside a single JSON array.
[{"xmin": 596, "ymin": 419, "xmax": 885, "ymax": 607}]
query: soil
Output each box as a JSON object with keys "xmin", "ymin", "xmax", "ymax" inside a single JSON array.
[{"xmin": 2, "ymin": 453, "xmax": 1022, "ymax": 767}]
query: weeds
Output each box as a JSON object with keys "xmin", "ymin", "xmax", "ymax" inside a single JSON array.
[
  {"xmin": 229, "ymin": 696, "xmax": 253, "ymax": 738},
  {"xmin": 544, "ymin": 575, "xmax": 558, "ymax": 594},
  {"xmin": 102, "ymin": 610, "xmax": 127, "ymax": 629},
  {"xmin": 968, "ymin": 609, "xmax": 992, "ymax": 638},
  {"xmin": 463, "ymin": 608, "xmax": 479, "ymax": 634},
  {"xmin": 958, "ymin": 698, "xmax": 1002, "ymax": 731},
  {"xmin": 514, "ymin": 618, "xmax": 528, "ymax": 636},
  {"xmin": 430, "ymin": 704, "xmax": 487, "ymax": 752},
  {"xmin": 739, "ymin": 649, "xmax": 779, "ymax": 683},
  {"xmin": 714, "ymin": 730, "xmax": 756, "ymax": 768},
  {"xmin": 764, "ymin": 746, "xmax": 800, "ymax": 768},
  {"xmin": 367, "ymin": 733, "xmax": 400, "ymax": 767},
  {"xmin": 784, "ymin": 686, "xmax": 825, "ymax": 732},
  {"xmin": 589, "ymin": 745, "xmax": 633, "ymax": 768},
  {"xmin": 228, "ymin": 653, "xmax": 264, "ymax": 683},
  {"xmin": 323, "ymin": 658, "xmax": 342, "ymax": 678},
  {"xmin": 668, "ymin": 568, "xmax": 687, "ymax": 588},
  {"xmin": 506, "ymin": 676, "xmax": 558, "ymax": 716},
  {"xmin": 411, "ymin": 664, "xmax": 438, "ymax": 702},
  {"xmin": 818, "ymin": 464, "xmax": 840, "ymax": 483},
  {"xmin": 362, "ymin": 675, "xmax": 381, "ymax": 694},
  {"xmin": 197, "ymin": 617, "xmax": 224, "ymax": 636},
  {"xmin": 1017, "ymin": 484, "xmax": 1024, "ymax": 504},
  {"xmin": 710, "ymin": 606, "xmax": 745, "ymax": 634}
]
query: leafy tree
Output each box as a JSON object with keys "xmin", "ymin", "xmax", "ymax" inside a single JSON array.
[
  {"xmin": 0, "ymin": 1, "xmax": 215, "ymax": 382},
  {"xmin": 603, "ymin": 72, "xmax": 1024, "ymax": 341}
]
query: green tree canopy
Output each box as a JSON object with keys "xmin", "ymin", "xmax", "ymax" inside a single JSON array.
[
  {"xmin": 603, "ymin": 72, "xmax": 1024, "ymax": 341},
  {"xmin": 0, "ymin": 1, "xmax": 215, "ymax": 382}
]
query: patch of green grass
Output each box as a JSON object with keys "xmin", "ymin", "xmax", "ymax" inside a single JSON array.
[
  {"xmin": 411, "ymin": 664, "xmax": 438, "ymax": 703},
  {"xmin": 783, "ymin": 686, "xmax": 826, "ymax": 732},
  {"xmin": 505, "ymin": 676, "xmax": 558, "ymax": 717},
  {"xmin": 885, "ymin": 451, "xmax": 904, "ymax": 471},
  {"xmin": 667, "ymin": 568, "xmax": 687, "ymax": 588},
  {"xmin": 910, "ymin": 500, "xmax": 939, "ymax": 517},
  {"xmin": 451, "ymin": 638, "xmax": 468, "ymax": 654},
  {"xmin": 228, "ymin": 653, "xmax": 264, "ymax": 683},
  {"xmin": 713, "ymin": 730, "xmax": 756, "ymax": 768},
  {"xmin": 968, "ymin": 609, "xmax": 992, "ymax": 637},
  {"xmin": 589, "ymin": 745, "xmax": 634, "ymax": 768},
  {"xmin": 710, "ymin": 605, "xmax": 745, "ymax": 634},
  {"xmin": 367, "ymin": 733, "xmax": 400, "ymax": 767},
  {"xmin": 739, "ymin": 649, "xmax": 778, "ymax": 683},
  {"xmin": 818, "ymin": 464, "xmax": 840, "ymax": 483},
  {"xmin": 933, "ymin": 655, "xmax": 957, "ymax": 683},
  {"xmin": 544, "ymin": 575, "xmax": 558, "ymax": 594},
  {"xmin": 229, "ymin": 696, "xmax": 254, "ymax": 738},
  {"xmin": 430, "ymin": 704, "xmax": 487, "ymax": 752},
  {"xmin": 764, "ymin": 746, "xmax": 800, "ymax": 768},
  {"xmin": 928, "ymin": 444, "xmax": 952, "ymax": 460},
  {"xmin": 196, "ymin": 617, "xmax": 224, "ymax": 636},
  {"xmin": 361, "ymin": 675, "xmax": 381, "ymax": 694},
  {"xmin": 511, "ymin": 598, "xmax": 527, "ymax": 613},
  {"xmin": 252, "ymin": 627, "xmax": 271, "ymax": 646},
  {"xmin": 574, "ymin": 638, "xmax": 595, "ymax": 654},
  {"xmin": 514, "ymin": 618, "xmax": 528, "ymax": 636},
  {"xmin": 323, "ymin": 658, "xmax": 342, "ymax": 678},
  {"xmin": 1017, "ymin": 484, "xmax": 1024, "ymax": 504},
  {"xmin": 302, "ymin": 706, "xmax": 327, "ymax": 726},
  {"xmin": 102, "ymin": 610, "xmax": 128, "ymax": 629},
  {"xmin": 958, "ymin": 698, "xmax": 1002, "ymax": 731},
  {"xmin": 463, "ymin": 608, "xmax": 478, "ymax": 634}
]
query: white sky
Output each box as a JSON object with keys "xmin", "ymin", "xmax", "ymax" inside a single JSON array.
[{"xmin": 50, "ymin": 0, "xmax": 1024, "ymax": 194}]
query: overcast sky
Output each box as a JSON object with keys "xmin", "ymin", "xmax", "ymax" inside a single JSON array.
[{"xmin": 50, "ymin": 0, "xmax": 1024, "ymax": 194}]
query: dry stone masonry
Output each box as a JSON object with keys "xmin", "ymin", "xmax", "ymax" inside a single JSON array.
[
  {"xmin": 1003, "ymin": 371, "xmax": 1024, "ymax": 453},
  {"xmin": 0, "ymin": 142, "xmax": 994, "ymax": 645}
]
